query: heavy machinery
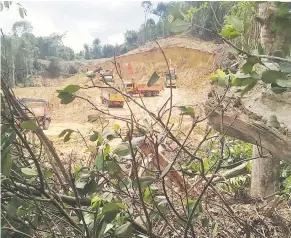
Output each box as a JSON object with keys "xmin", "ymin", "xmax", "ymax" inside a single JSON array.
[
  {"xmin": 19, "ymin": 98, "xmax": 52, "ymax": 130},
  {"xmin": 164, "ymin": 68, "xmax": 177, "ymax": 88},
  {"xmin": 122, "ymin": 81, "xmax": 163, "ymax": 97},
  {"xmin": 99, "ymin": 71, "xmax": 114, "ymax": 85},
  {"xmin": 100, "ymin": 88, "xmax": 125, "ymax": 108}
]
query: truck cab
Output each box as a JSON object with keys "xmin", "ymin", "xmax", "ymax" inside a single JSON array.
[
  {"xmin": 122, "ymin": 81, "xmax": 135, "ymax": 92},
  {"xmin": 19, "ymin": 98, "xmax": 51, "ymax": 130},
  {"xmin": 100, "ymin": 71, "xmax": 114, "ymax": 85}
]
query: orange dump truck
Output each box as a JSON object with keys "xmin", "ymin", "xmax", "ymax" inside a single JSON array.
[{"xmin": 123, "ymin": 81, "xmax": 163, "ymax": 97}]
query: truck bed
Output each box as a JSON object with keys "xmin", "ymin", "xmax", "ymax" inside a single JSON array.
[{"xmin": 135, "ymin": 84, "xmax": 163, "ymax": 91}]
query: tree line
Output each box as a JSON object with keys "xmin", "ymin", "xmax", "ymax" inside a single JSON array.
[{"xmin": 1, "ymin": 1, "xmax": 259, "ymax": 86}]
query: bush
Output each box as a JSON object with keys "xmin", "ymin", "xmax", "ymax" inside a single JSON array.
[{"xmin": 47, "ymin": 57, "xmax": 61, "ymax": 78}]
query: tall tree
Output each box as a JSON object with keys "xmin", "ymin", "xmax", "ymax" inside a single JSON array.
[
  {"xmin": 83, "ymin": 43, "xmax": 91, "ymax": 60},
  {"xmin": 91, "ymin": 38, "xmax": 102, "ymax": 59},
  {"xmin": 141, "ymin": 1, "xmax": 153, "ymax": 43},
  {"xmin": 12, "ymin": 21, "xmax": 32, "ymax": 37}
]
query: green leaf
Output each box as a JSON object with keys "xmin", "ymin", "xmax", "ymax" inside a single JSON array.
[
  {"xmin": 229, "ymin": 16, "xmax": 243, "ymax": 31},
  {"xmin": 113, "ymin": 143, "xmax": 130, "ymax": 156},
  {"xmin": 114, "ymin": 222, "xmax": 133, "ymax": 237},
  {"xmin": 114, "ymin": 124, "xmax": 120, "ymax": 132},
  {"xmin": 18, "ymin": 7, "xmax": 24, "ymax": 18},
  {"xmin": 179, "ymin": 106, "xmax": 195, "ymax": 117},
  {"xmin": 170, "ymin": 20, "xmax": 190, "ymax": 34},
  {"xmin": 91, "ymin": 196, "xmax": 102, "ymax": 207},
  {"xmin": 261, "ymin": 70, "xmax": 286, "ymax": 84},
  {"xmin": 58, "ymin": 92, "xmax": 75, "ymax": 104},
  {"xmin": 279, "ymin": 62, "xmax": 291, "ymax": 73},
  {"xmin": 1, "ymin": 154, "xmax": 12, "ymax": 177},
  {"xmin": 241, "ymin": 62, "xmax": 253, "ymax": 73},
  {"xmin": 147, "ymin": 72, "xmax": 160, "ymax": 86},
  {"xmin": 102, "ymin": 202, "xmax": 119, "ymax": 214},
  {"xmin": 90, "ymin": 132, "xmax": 99, "ymax": 142},
  {"xmin": 221, "ymin": 27, "xmax": 240, "ymax": 39},
  {"xmin": 63, "ymin": 85, "xmax": 81, "ymax": 94},
  {"xmin": 64, "ymin": 131, "xmax": 73, "ymax": 142},
  {"xmin": 276, "ymin": 79, "xmax": 291, "ymax": 88},
  {"xmin": 21, "ymin": 168, "xmax": 38, "ymax": 176},
  {"xmin": 7, "ymin": 196, "xmax": 20, "ymax": 218},
  {"xmin": 20, "ymin": 120, "xmax": 38, "ymax": 130},
  {"xmin": 95, "ymin": 153, "xmax": 105, "ymax": 170},
  {"xmin": 271, "ymin": 83, "xmax": 287, "ymax": 94}
]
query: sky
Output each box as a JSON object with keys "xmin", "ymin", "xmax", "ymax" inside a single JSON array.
[{"xmin": 0, "ymin": 1, "xmax": 160, "ymax": 52}]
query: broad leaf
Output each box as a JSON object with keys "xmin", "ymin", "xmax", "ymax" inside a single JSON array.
[
  {"xmin": 7, "ymin": 196, "xmax": 20, "ymax": 217},
  {"xmin": 58, "ymin": 92, "xmax": 75, "ymax": 104},
  {"xmin": 271, "ymin": 83, "xmax": 288, "ymax": 94},
  {"xmin": 102, "ymin": 202, "xmax": 119, "ymax": 214},
  {"xmin": 241, "ymin": 62, "xmax": 253, "ymax": 74},
  {"xmin": 90, "ymin": 132, "xmax": 99, "ymax": 142},
  {"xmin": 21, "ymin": 168, "xmax": 38, "ymax": 176},
  {"xmin": 113, "ymin": 143, "xmax": 130, "ymax": 156},
  {"xmin": 179, "ymin": 106, "xmax": 195, "ymax": 117},
  {"xmin": 261, "ymin": 70, "xmax": 286, "ymax": 84},
  {"xmin": 95, "ymin": 153, "xmax": 105, "ymax": 170},
  {"xmin": 276, "ymin": 79, "xmax": 291, "ymax": 88},
  {"xmin": 114, "ymin": 222, "xmax": 133, "ymax": 237},
  {"xmin": 147, "ymin": 72, "xmax": 160, "ymax": 86},
  {"xmin": 1, "ymin": 154, "xmax": 12, "ymax": 177},
  {"xmin": 279, "ymin": 62, "xmax": 291, "ymax": 73},
  {"xmin": 114, "ymin": 124, "xmax": 120, "ymax": 132},
  {"xmin": 20, "ymin": 120, "xmax": 38, "ymax": 130},
  {"xmin": 63, "ymin": 85, "xmax": 81, "ymax": 94},
  {"xmin": 221, "ymin": 27, "xmax": 240, "ymax": 39}
]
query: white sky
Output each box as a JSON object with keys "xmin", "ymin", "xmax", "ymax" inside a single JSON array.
[{"xmin": 0, "ymin": 0, "xmax": 160, "ymax": 52}]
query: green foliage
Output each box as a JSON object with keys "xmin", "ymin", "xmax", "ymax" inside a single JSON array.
[{"xmin": 20, "ymin": 120, "xmax": 39, "ymax": 130}]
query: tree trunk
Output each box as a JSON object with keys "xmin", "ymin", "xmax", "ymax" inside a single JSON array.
[
  {"xmin": 250, "ymin": 2, "xmax": 289, "ymax": 198},
  {"xmin": 250, "ymin": 147, "xmax": 280, "ymax": 198}
]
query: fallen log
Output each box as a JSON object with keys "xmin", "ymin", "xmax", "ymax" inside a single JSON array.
[{"xmin": 205, "ymin": 85, "xmax": 291, "ymax": 164}]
